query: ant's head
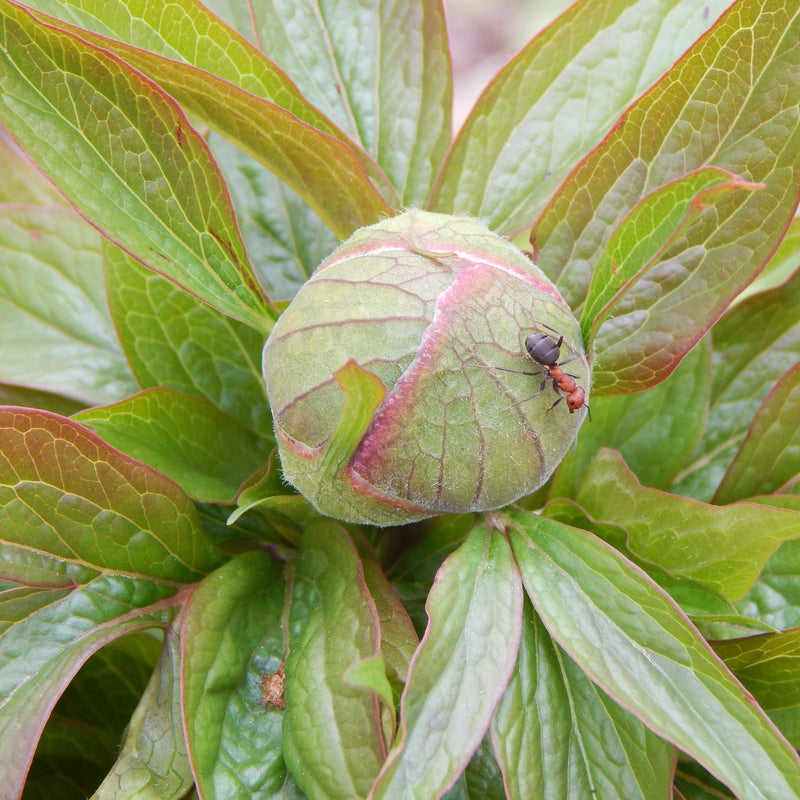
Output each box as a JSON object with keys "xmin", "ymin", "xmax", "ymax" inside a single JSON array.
[{"xmin": 566, "ymin": 387, "xmax": 591, "ymax": 421}]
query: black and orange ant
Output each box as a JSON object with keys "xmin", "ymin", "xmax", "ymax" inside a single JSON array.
[{"xmin": 490, "ymin": 323, "xmax": 591, "ymax": 420}]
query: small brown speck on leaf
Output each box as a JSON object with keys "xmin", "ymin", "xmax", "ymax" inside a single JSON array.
[{"xmin": 261, "ymin": 665, "xmax": 286, "ymax": 710}]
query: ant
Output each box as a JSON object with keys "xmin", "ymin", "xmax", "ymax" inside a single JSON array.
[{"xmin": 490, "ymin": 323, "xmax": 591, "ymax": 420}]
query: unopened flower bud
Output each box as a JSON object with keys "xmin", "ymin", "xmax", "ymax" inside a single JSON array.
[{"xmin": 262, "ymin": 210, "xmax": 590, "ymax": 525}]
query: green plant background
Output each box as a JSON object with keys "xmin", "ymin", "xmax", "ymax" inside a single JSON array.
[{"xmin": 0, "ymin": 0, "xmax": 799, "ymax": 798}]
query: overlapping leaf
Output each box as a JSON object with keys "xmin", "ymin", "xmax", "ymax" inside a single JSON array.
[
  {"xmin": 0, "ymin": 407, "xmax": 223, "ymax": 581},
  {"xmin": 575, "ymin": 448, "xmax": 800, "ymax": 600},
  {"xmin": 737, "ymin": 537, "xmax": 800, "ymax": 636},
  {"xmin": 507, "ymin": 509, "xmax": 800, "ymax": 800},
  {"xmin": 0, "ymin": 0, "xmax": 276, "ymax": 332},
  {"xmin": 283, "ymin": 520, "xmax": 386, "ymax": 799},
  {"xmin": 93, "ymin": 633, "xmax": 193, "ymax": 800},
  {"xmin": 715, "ymin": 629, "xmax": 800, "ymax": 748},
  {"xmin": 0, "ymin": 579, "xmax": 175, "ymax": 800},
  {"xmin": 27, "ymin": 633, "xmax": 162, "ymax": 798},
  {"xmin": 208, "ymin": 133, "xmax": 338, "ymax": 302},
  {"xmin": 431, "ymin": 0, "xmax": 732, "ymax": 233},
  {"xmin": 371, "ymin": 521, "xmax": 523, "ymax": 799},
  {"xmin": 182, "ymin": 551, "xmax": 292, "ymax": 799},
  {"xmin": 532, "ymin": 0, "xmax": 800, "ymax": 391},
  {"xmin": 0, "ymin": 134, "xmax": 66, "ymax": 204},
  {"xmin": 199, "ymin": 0, "xmax": 452, "ymax": 206},
  {"xmin": 550, "ymin": 336, "xmax": 710, "ymax": 498},
  {"xmin": 491, "ymin": 600, "xmax": 674, "ymax": 800},
  {"xmin": 0, "ymin": 206, "xmax": 136, "ymax": 404},
  {"xmin": 104, "ymin": 244, "xmax": 273, "ymax": 439},
  {"xmin": 581, "ymin": 169, "xmax": 762, "ymax": 356},
  {"xmin": 713, "ymin": 362, "xmax": 800, "ymax": 504},
  {"xmin": 21, "ymin": 0, "xmax": 397, "ymax": 237},
  {"xmin": 674, "ymin": 266, "xmax": 800, "ymax": 501},
  {"xmin": 74, "ymin": 388, "xmax": 270, "ymax": 504}
]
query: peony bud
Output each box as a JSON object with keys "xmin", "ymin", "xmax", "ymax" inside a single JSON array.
[{"xmin": 262, "ymin": 210, "xmax": 590, "ymax": 526}]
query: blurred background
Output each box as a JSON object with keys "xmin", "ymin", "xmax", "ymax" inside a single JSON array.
[{"xmin": 445, "ymin": 0, "xmax": 576, "ymax": 126}]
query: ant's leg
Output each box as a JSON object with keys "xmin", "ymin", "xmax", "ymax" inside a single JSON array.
[
  {"xmin": 477, "ymin": 362, "xmax": 544, "ymax": 378},
  {"xmin": 538, "ymin": 323, "xmax": 564, "ymax": 347},
  {"xmin": 505, "ymin": 377, "xmax": 549, "ymax": 409},
  {"xmin": 489, "ymin": 366, "xmax": 544, "ymax": 377},
  {"xmin": 546, "ymin": 395, "xmax": 564, "ymax": 414},
  {"xmin": 521, "ymin": 376, "xmax": 549, "ymax": 403}
]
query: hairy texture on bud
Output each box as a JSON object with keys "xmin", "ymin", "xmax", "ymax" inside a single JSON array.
[{"xmin": 262, "ymin": 210, "xmax": 590, "ymax": 525}]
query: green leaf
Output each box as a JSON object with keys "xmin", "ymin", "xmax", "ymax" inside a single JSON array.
[
  {"xmin": 715, "ymin": 629, "xmax": 800, "ymax": 749},
  {"xmin": 283, "ymin": 520, "xmax": 386, "ymax": 799},
  {"xmin": 713, "ymin": 362, "xmax": 800, "ymax": 503},
  {"xmin": 533, "ymin": 0, "xmax": 800, "ymax": 387},
  {"xmin": 362, "ymin": 559, "xmax": 419, "ymax": 686},
  {"xmin": 0, "ymin": 577, "xmax": 174, "ymax": 800},
  {"xmin": 550, "ymin": 336, "xmax": 710, "ymax": 497},
  {"xmin": 0, "ymin": 1, "xmax": 276, "ymax": 332},
  {"xmin": 0, "ymin": 134, "xmax": 66, "ymax": 204},
  {"xmin": 582, "ymin": 169, "xmax": 762, "ymax": 353},
  {"xmin": 322, "ymin": 360, "xmax": 388, "ymax": 480},
  {"xmin": 24, "ymin": 0, "xmax": 396, "ymax": 237},
  {"xmin": 208, "ymin": 133, "xmax": 338, "ymax": 302},
  {"xmin": 541, "ymin": 498, "xmax": 741, "ymax": 621},
  {"xmin": 0, "ymin": 382, "xmax": 86, "ymax": 417},
  {"xmin": 673, "ymin": 266, "xmax": 800, "ymax": 500},
  {"xmin": 74, "ymin": 388, "xmax": 270, "ymax": 504},
  {"xmin": 21, "ymin": 0, "xmax": 354, "ymax": 137},
  {"xmin": 431, "ymin": 0, "xmax": 732, "ymax": 233},
  {"xmin": 738, "ymin": 217, "xmax": 800, "ymax": 300},
  {"xmin": 24, "ymin": 633, "xmax": 160, "ymax": 798},
  {"xmin": 93, "ymin": 633, "xmax": 194, "ymax": 800},
  {"xmin": 104, "ymin": 244, "xmax": 273, "ymax": 439},
  {"xmin": 345, "ymin": 655, "xmax": 395, "ymax": 714},
  {"xmin": 386, "ymin": 513, "xmax": 477, "ymax": 636},
  {"xmin": 0, "ymin": 406, "xmax": 222, "ymax": 582},
  {"xmin": 371, "ymin": 520, "xmax": 524, "ymax": 799},
  {"xmin": 575, "ymin": 448, "xmax": 800, "ymax": 600},
  {"xmin": 0, "ymin": 205, "xmax": 136, "ymax": 404},
  {"xmin": 182, "ymin": 551, "xmax": 294, "ymax": 799},
  {"xmin": 507, "ymin": 509, "xmax": 800, "ymax": 800},
  {"xmin": 458, "ymin": 737, "xmax": 507, "ymax": 800},
  {"xmin": 491, "ymin": 600, "xmax": 674, "ymax": 799},
  {"xmin": 738, "ymin": 540, "xmax": 800, "ymax": 631},
  {"xmin": 201, "ymin": 0, "xmax": 451, "ymax": 206},
  {"xmin": 226, "ymin": 454, "xmax": 317, "ymax": 544}
]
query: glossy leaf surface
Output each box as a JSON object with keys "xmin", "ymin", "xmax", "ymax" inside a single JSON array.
[
  {"xmin": 182, "ymin": 551, "xmax": 292, "ymax": 799},
  {"xmin": 104, "ymin": 244, "xmax": 274, "ymax": 439},
  {"xmin": 74, "ymin": 388, "xmax": 270, "ymax": 504},
  {"xmin": 0, "ymin": 0, "xmax": 276, "ymax": 331},
  {"xmin": 491, "ymin": 600, "xmax": 674, "ymax": 800},
  {"xmin": 23, "ymin": 0, "xmax": 398, "ymax": 234},
  {"xmin": 715, "ymin": 629, "xmax": 800, "ymax": 749},
  {"xmin": 508, "ymin": 509, "xmax": 800, "ymax": 800},
  {"xmin": 372, "ymin": 520, "xmax": 523, "ymax": 799},
  {"xmin": 575, "ymin": 449, "xmax": 800, "ymax": 600},
  {"xmin": 534, "ymin": 0, "xmax": 800, "ymax": 392},
  {"xmin": 432, "ymin": 0, "xmax": 732, "ymax": 233},
  {"xmin": 674, "ymin": 268, "xmax": 800, "ymax": 500},
  {"xmin": 0, "ymin": 407, "xmax": 222, "ymax": 581},
  {"xmin": 713, "ymin": 362, "xmax": 800, "ymax": 503},
  {"xmin": 93, "ymin": 633, "xmax": 193, "ymax": 800},
  {"xmin": 283, "ymin": 520, "xmax": 386, "ymax": 799},
  {"xmin": 204, "ymin": 0, "xmax": 451, "ymax": 207},
  {"xmin": 0, "ymin": 206, "xmax": 135, "ymax": 404}
]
